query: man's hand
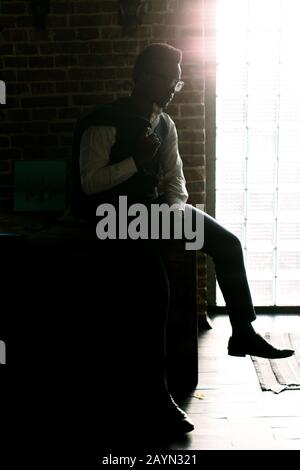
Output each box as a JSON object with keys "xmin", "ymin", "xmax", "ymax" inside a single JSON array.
[{"xmin": 133, "ymin": 127, "xmax": 161, "ymax": 170}]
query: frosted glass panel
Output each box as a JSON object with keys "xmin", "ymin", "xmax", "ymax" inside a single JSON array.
[
  {"xmin": 248, "ymin": 0, "xmax": 281, "ymax": 31},
  {"xmin": 248, "ymin": 33, "xmax": 280, "ymax": 63},
  {"xmin": 247, "ymin": 251, "xmax": 274, "ymax": 273},
  {"xmin": 217, "ymin": 98, "xmax": 246, "ymax": 127},
  {"xmin": 247, "ymin": 98, "xmax": 278, "ymax": 124},
  {"xmin": 216, "ymin": 65, "xmax": 248, "ymax": 96},
  {"xmin": 278, "ymin": 162, "xmax": 300, "ymax": 187},
  {"xmin": 248, "ymin": 66, "xmax": 279, "ymax": 94},
  {"xmin": 248, "ymin": 280, "xmax": 274, "ymax": 305},
  {"xmin": 216, "ymin": 129, "xmax": 246, "ymax": 159},
  {"xmin": 216, "ymin": 160, "xmax": 245, "ymax": 189},
  {"xmin": 247, "ymin": 129, "xmax": 277, "ymax": 159},
  {"xmin": 247, "ymin": 161, "xmax": 276, "ymax": 187},
  {"xmin": 216, "ymin": 0, "xmax": 300, "ymax": 306},
  {"xmin": 278, "ymin": 131, "xmax": 300, "ymax": 160},
  {"xmin": 216, "ymin": 191, "xmax": 245, "ymax": 220}
]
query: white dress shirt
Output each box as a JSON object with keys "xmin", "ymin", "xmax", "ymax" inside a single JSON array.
[{"xmin": 80, "ymin": 108, "xmax": 188, "ymax": 211}]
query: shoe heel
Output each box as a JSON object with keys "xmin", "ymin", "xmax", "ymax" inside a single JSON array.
[{"xmin": 228, "ymin": 350, "xmax": 246, "ymax": 357}]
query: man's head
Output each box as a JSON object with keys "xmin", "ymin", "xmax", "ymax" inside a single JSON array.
[{"xmin": 132, "ymin": 43, "xmax": 184, "ymax": 109}]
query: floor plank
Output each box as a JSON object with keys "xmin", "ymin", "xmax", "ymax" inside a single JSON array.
[{"xmin": 167, "ymin": 314, "xmax": 300, "ymax": 450}]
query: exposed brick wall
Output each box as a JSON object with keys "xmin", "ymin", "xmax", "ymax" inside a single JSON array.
[{"xmin": 0, "ymin": 0, "xmax": 207, "ymax": 317}]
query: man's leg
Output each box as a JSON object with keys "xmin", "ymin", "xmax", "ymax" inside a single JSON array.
[
  {"xmin": 180, "ymin": 204, "xmax": 294, "ymax": 359},
  {"xmin": 185, "ymin": 204, "xmax": 256, "ymax": 330}
]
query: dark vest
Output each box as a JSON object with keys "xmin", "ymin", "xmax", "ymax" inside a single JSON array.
[{"xmin": 70, "ymin": 97, "xmax": 169, "ymax": 219}]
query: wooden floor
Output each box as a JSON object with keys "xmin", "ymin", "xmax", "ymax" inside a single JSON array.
[{"xmin": 166, "ymin": 314, "xmax": 300, "ymax": 450}]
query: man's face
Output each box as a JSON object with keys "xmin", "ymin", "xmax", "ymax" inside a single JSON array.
[{"xmin": 143, "ymin": 62, "xmax": 182, "ymax": 109}]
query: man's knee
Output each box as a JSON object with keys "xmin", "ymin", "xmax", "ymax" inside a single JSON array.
[{"xmin": 226, "ymin": 231, "xmax": 243, "ymax": 253}]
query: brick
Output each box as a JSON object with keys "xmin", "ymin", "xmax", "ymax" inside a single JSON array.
[
  {"xmin": 68, "ymin": 68, "xmax": 114, "ymax": 80},
  {"xmin": 178, "ymin": 130, "xmax": 205, "ymax": 142},
  {"xmin": 175, "ymin": 91, "xmax": 203, "ymax": 104},
  {"xmin": 76, "ymin": 29, "xmax": 100, "ymax": 41},
  {"xmin": 105, "ymin": 80, "xmax": 132, "ymax": 92},
  {"xmin": 36, "ymin": 135, "xmax": 59, "ymax": 147},
  {"xmin": 101, "ymin": 1, "xmax": 118, "ymax": 13},
  {"xmin": 56, "ymin": 82, "xmax": 79, "ymax": 93},
  {"xmin": 0, "ymin": 149, "xmax": 22, "ymax": 160},
  {"xmin": 0, "ymin": 122, "xmax": 23, "ymax": 133},
  {"xmin": 15, "ymin": 44, "xmax": 39, "ymax": 55},
  {"xmin": 58, "ymin": 108, "xmax": 81, "ymax": 120},
  {"xmin": 7, "ymin": 82, "xmax": 29, "ymax": 95},
  {"xmin": 186, "ymin": 181, "xmax": 205, "ymax": 192},
  {"xmin": 53, "ymin": 29, "xmax": 76, "ymax": 41},
  {"xmin": 23, "ymin": 122, "xmax": 49, "ymax": 134},
  {"xmin": 144, "ymin": 13, "xmax": 165, "ymax": 24},
  {"xmin": 152, "ymin": 25, "xmax": 176, "ymax": 38},
  {"xmin": 50, "ymin": 122, "xmax": 75, "ymax": 134},
  {"xmin": 70, "ymin": 15, "xmax": 115, "ymax": 27},
  {"xmin": 74, "ymin": 2, "xmax": 114, "ymax": 14},
  {"xmin": 78, "ymin": 55, "xmax": 107, "ymax": 67},
  {"xmin": 11, "ymin": 135, "xmax": 36, "ymax": 147},
  {"xmin": 113, "ymin": 41, "xmax": 138, "ymax": 54},
  {"xmin": 55, "ymin": 56, "xmax": 78, "ymax": 67},
  {"xmin": 4, "ymin": 57, "xmax": 27, "ymax": 68},
  {"xmin": 182, "ymin": 167, "xmax": 205, "ymax": 181},
  {"xmin": 48, "ymin": 16, "xmax": 68, "ymax": 28},
  {"xmin": 183, "ymin": 155, "xmax": 205, "ymax": 167},
  {"xmin": 60, "ymin": 135, "xmax": 73, "ymax": 146},
  {"xmin": 40, "ymin": 42, "xmax": 90, "ymax": 54},
  {"xmin": 0, "ymin": 16, "xmax": 16, "ymax": 28},
  {"xmin": 7, "ymin": 109, "xmax": 31, "ymax": 121},
  {"xmin": 2, "ymin": 2, "xmax": 26, "ymax": 14},
  {"xmin": 0, "ymin": 174, "xmax": 13, "ymax": 185},
  {"xmin": 101, "ymin": 26, "xmax": 122, "ymax": 39},
  {"xmin": 0, "ymin": 161, "xmax": 11, "ymax": 173},
  {"xmin": 89, "ymin": 41, "xmax": 113, "ymax": 53},
  {"xmin": 79, "ymin": 82, "xmax": 105, "ymax": 92},
  {"xmin": 32, "ymin": 109, "xmax": 57, "ymax": 121},
  {"xmin": 72, "ymin": 94, "xmax": 113, "ymax": 106},
  {"xmin": 29, "ymin": 30, "xmax": 52, "ymax": 43},
  {"xmin": 0, "ymin": 137, "xmax": 10, "ymax": 147},
  {"xmin": 29, "ymin": 56, "xmax": 54, "ymax": 68},
  {"xmin": 51, "ymin": 1, "xmax": 74, "ymax": 14},
  {"xmin": 116, "ymin": 67, "xmax": 132, "ymax": 78},
  {"xmin": 187, "ymin": 192, "xmax": 206, "ymax": 206},
  {"xmin": 0, "ymin": 44, "xmax": 13, "ymax": 55},
  {"xmin": 16, "ymin": 15, "xmax": 34, "ymax": 28},
  {"xmin": 180, "ymin": 142, "xmax": 205, "ymax": 155},
  {"xmin": 30, "ymin": 83, "xmax": 56, "ymax": 94},
  {"xmin": 151, "ymin": 0, "xmax": 168, "ymax": 12},
  {"xmin": 8, "ymin": 30, "xmax": 28, "ymax": 41},
  {"xmin": 180, "ymin": 104, "xmax": 204, "ymax": 117},
  {"xmin": 18, "ymin": 70, "xmax": 66, "ymax": 82},
  {"xmin": 21, "ymin": 96, "xmax": 68, "ymax": 108},
  {"xmin": 175, "ymin": 117, "xmax": 204, "ymax": 130}
]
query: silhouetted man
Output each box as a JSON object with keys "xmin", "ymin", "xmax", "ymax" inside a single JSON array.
[{"xmin": 70, "ymin": 43, "xmax": 294, "ymax": 438}]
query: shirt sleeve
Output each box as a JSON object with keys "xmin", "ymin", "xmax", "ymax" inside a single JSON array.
[
  {"xmin": 160, "ymin": 116, "xmax": 189, "ymax": 210},
  {"xmin": 79, "ymin": 126, "xmax": 138, "ymax": 195}
]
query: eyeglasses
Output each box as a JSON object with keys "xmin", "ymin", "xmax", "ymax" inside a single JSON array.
[{"xmin": 147, "ymin": 73, "xmax": 185, "ymax": 92}]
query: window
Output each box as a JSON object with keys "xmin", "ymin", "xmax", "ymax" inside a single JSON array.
[{"xmin": 216, "ymin": 0, "xmax": 300, "ymax": 306}]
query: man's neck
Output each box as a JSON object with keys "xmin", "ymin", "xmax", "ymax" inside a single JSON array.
[{"xmin": 128, "ymin": 91, "xmax": 162, "ymax": 121}]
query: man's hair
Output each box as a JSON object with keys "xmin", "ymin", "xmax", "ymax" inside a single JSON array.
[{"xmin": 133, "ymin": 43, "xmax": 182, "ymax": 83}]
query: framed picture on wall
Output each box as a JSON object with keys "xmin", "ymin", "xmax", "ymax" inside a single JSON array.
[{"xmin": 13, "ymin": 160, "xmax": 67, "ymax": 211}]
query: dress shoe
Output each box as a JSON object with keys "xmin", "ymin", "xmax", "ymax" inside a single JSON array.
[
  {"xmin": 158, "ymin": 394, "xmax": 194, "ymax": 435},
  {"xmin": 228, "ymin": 333, "xmax": 295, "ymax": 359}
]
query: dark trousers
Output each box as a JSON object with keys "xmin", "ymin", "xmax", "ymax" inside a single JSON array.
[{"xmin": 101, "ymin": 203, "xmax": 257, "ymax": 408}]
